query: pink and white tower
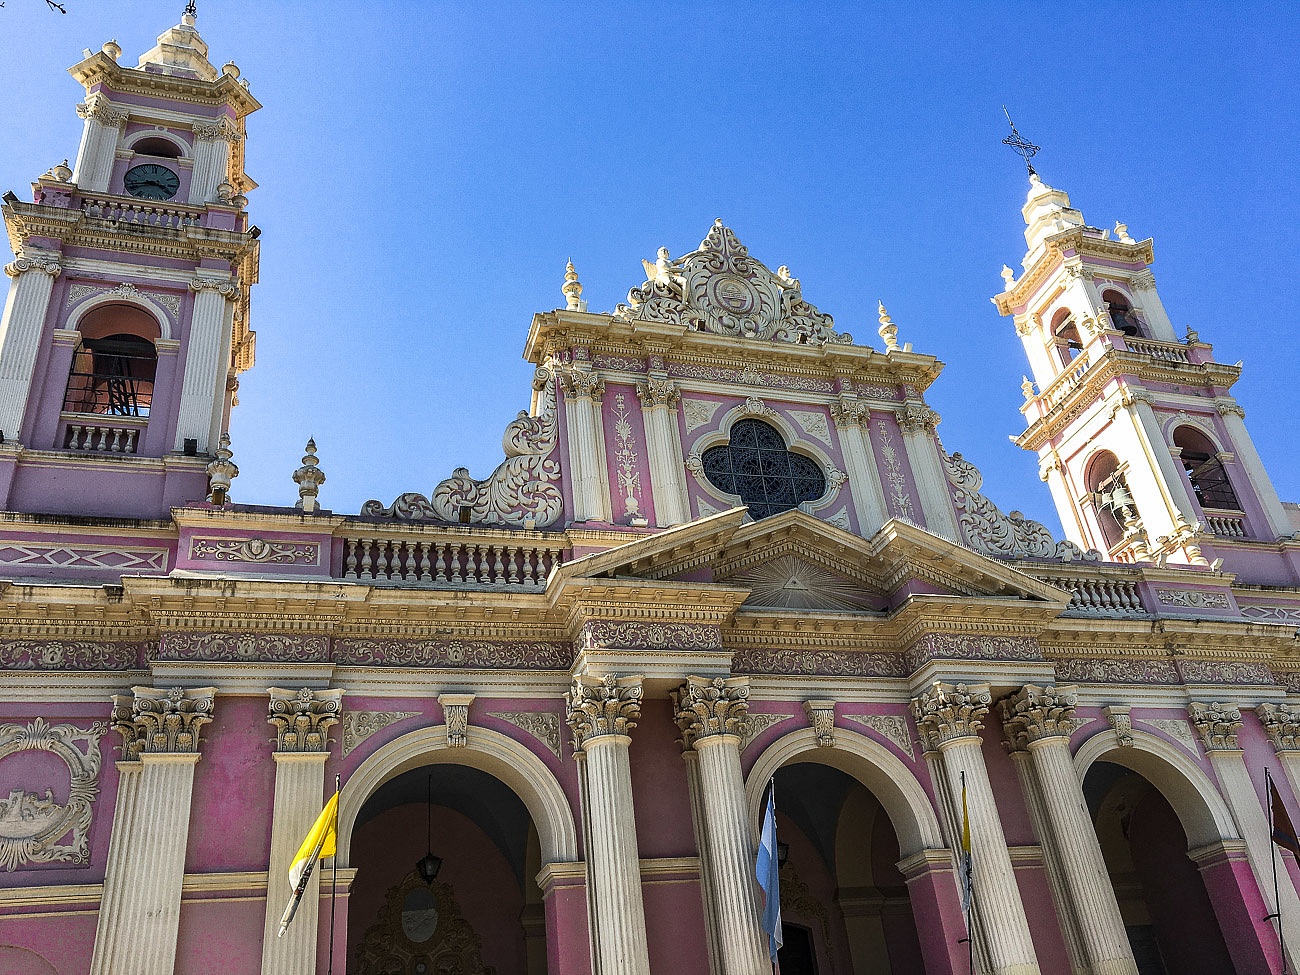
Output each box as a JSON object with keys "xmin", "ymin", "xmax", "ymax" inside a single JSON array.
[
  {"xmin": 995, "ymin": 174, "xmax": 1300, "ymax": 583},
  {"xmin": 0, "ymin": 8, "xmax": 260, "ymax": 519}
]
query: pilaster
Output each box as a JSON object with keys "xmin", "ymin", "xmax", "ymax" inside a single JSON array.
[
  {"xmin": 895, "ymin": 404, "xmax": 960, "ymax": 540},
  {"xmin": 566, "ymin": 674, "xmax": 650, "ymax": 975},
  {"xmin": 1256, "ymin": 703, "xmax": 1300, "ymax": 802},
  {"xmin": 636, "ymin": 376, "xmax": 689, "ymax": 526},
  {"xmin": 0, "ymin": 255, "xmax": 62, "ymax": 442},
  {"xmin": 72, "ymin": 96, "xmax": 127, "ymax": 191},
  {"xmin": 561, "ymin": 368, "xmax": 612, "ymax": 523},
  {"xmin": 830, "ymin": 399, "xmax": 888, "ymax": 534},
  {"xmin": 175, "ymin": 275, "xmax": 237, "ymax": 452},
  {"xmin": 189, "ymin": 117, "xmax": 240, "ymax": 205}
]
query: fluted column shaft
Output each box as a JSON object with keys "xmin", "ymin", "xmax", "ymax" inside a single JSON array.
[
  {"xmin": 260, "ymin": 753, "xmax": 328, "ymax": 975},
  {"xmin": 188, "ymin": 134, "xmax": 232, "ymax": 206},
  {"xmin": 831, "ymin": 406, "xmax": 888, "ymax": 535},
  {"xmin": 0, "ymin": 260, "xmax": 60, "ymax": 440},
  {"xmin": 640, "ymin": 394, "xmax": 689, "ymax": 525},
  {"xmin": 683, "ymin": 749, "xmax": 723, "ymax": 975},
  {"xmin": 896, "ymin": 406, "xmax": 960, "ymax": 540},
  {"xmin": 175, "ymin": 280, "xmax": 235, "ymax": 452},
  {"xmin": 562, "ymin": 372, "xmax": 611, "ymax": 522},
  {"xmin": 90, "ymin": 754, "xmax": 200, "ymax": 975}
]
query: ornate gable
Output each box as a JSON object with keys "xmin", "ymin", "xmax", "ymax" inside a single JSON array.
[
  {"xmin": 726, "ymin": 554, "xmax": 883, "ymax": 612},
  {"xmin": 615, "ymin": 220, "xmax": 851, "ymax": 347}
]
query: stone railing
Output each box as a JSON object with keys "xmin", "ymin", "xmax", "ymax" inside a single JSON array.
[
  {"xmin": 1204, "ymin": 510, "xmax": 1248, "ymax": 538},
  {"xmin": 1039, "ymin": 352, "xmax": 1091, "ymax": 410},
  {"xmin": 1121, "ymin": 337, "xmax": 1191, "ymax": 364},
  {"xmin": 81, "ymin": 193, "xmax": 203, "ymax": 231},
  {"xmin": 1018, "ymin": 564, "xmax": 1148, "ymax": 617},
  {"xmin": 336, "ymin": 525, "xmax": 567, "ymax": 588},
  {"xmin": 61, "ymin": 417, "xmax": 143, "ymax": 453}
]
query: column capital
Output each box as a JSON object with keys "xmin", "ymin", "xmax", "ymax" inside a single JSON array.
[
  {"xmin": 558, "ymin": 367, "xmax": 605, "ymax": 402},
  {"xmin": 1000, "ymin": 684, "xmax": 1078, "ymax": 751},
  {"xmin": 192, "ymin": 116, "xmax": 242, "ymax": 143},
  {"xmin": 438, "ymin": 693, "xmax": 475, "ymax": 748},
  {"xmin": 76, "ymin": 97, "xmax": 128, "ymax": 127},
  {"xmin": 671, "ymin": 675, "xmax": 749, "ymax": 749},
  {"xmin": 803, "ymin": 699, "xmax": 837, "ymax": 747},
  {"xmin": 189, "ymin": 275, "xmax": 239, "ymax": 298},
  {"xmin": 5, "ymin": 257, "xmax": 62, "ymax": 279},
  {"xmin": 895, "ymin": 402, "xmax": 940, "ymax": 435},
  {"xmin": 566, "ymin": 674, "xmax": 642, "ymax": 751},
  {"xmin": 910, "ymin": 682, "xmax": 990, "ymax": 751},
  {"xmin": 1188, "ymin": 701, "xmax": 1243, "ymax": 752},
  {"xmin": 111, "ymin": 685, "xmax": 216, "ymax": 759},
  {"xmin": 635, "ymin": 376, "xmax": 679, "ymax": 408},
  {"xmin": 267, "ymin": 687, "xmax": 343, "ymax": 753},
  {"xmin": 1256, "ymin": 702, "xmax": 1300, "ymax": 752},
  {"xmin": 830, "ymin": 398, "xmax": 869, "ymax": 428}
]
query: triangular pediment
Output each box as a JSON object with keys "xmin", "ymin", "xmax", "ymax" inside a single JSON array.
[{"xmin": 725, "ymin": 554, "xmax": 883, "ymax": 612}]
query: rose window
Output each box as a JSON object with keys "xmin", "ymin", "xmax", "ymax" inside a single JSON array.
[{"xmin": 700, "ymin": 418, "xmax": 826, "ymax": 519}]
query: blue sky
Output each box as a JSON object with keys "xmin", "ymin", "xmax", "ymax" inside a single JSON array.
[{"xmin": 1, "ymin": 2, "xmax": 1296, "ymax": 532}]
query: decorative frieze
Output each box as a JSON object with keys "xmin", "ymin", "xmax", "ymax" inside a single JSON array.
[
  {"xmin": 668, "ymin": 361, "xmax": 836, "ymax": 395},
  {"xmin": 0, "ymin": 718, "xmax": 106, "ymax": 870},
  {"xmin": 843, "ymin": 713, "xmax": 915, "ymax": 759},
  {"xmin": 1052, "ymin": 656, "xmax": 1179, "ymax": 685},
  {"xmin": 1103, "ymin": 706, "xmax": 1134, "ymax": 747},
  {"xmin": 1177, "ymin": 659, "xmax": 1273, "ymax": 686},
  {"xmin": 1000, "ymin": 684, "xmax": 1078, "ymax": 750},
  {"xmin": 111, "ymin": 686, "xmax": 216, "ymax": 759},
  {"xmin": 0, "ymin": 640, "xmax": 143, "ymax": 671},
  {"xmin": 909, "ymin": 682, "xmax": 991, "ymax": 751},
  {"xmin": 565, "ymin": 674, "xmax": 643, "ymax": 751},
  {"xmin": 0, "ymin": 542, "xmax": 167, "ymax": 574},
  {"xmin": 486, "ymin": 711, "xmax": 562, "ymax": 759},
  {"xmin": 802, "ymin": 699, "xmax": 837, "ymax": 747},
  {"xmin": 189, "ymin": 536, "xmax": 320, "ymax": 565},
  {"xmin": 335, "ymin": 639, "xmax": 571, "ymax": 670},
  {"xmin": 903, "ymin": 633, "xmax": 1042, "ymax": 671},
  {"xmin": 157, "ymin": 632, "xmax": 330, "ymax": 663},
  {"xmin": 578, "ymin": 621, "xmax": 721, "ymax": 652},
  {"xmin": 267, "ymin": 687, "xmax": 343, "ymax": 753},
  {"xmin": 1156, "ymin": 589, "xmax": 1231, "ymax": 610},
  {"xmin": 1188, "ymin": 702, "xmax": 1243, "ymax": 752},
  {"xmin": 340, "ymin": 710, "xmax": 420, "ymax": 758},
  {"xmin": 439, "ymin": 694, "xmax": 475, "ymax": 748},
  {"xmin": 671, "ymin": 676, "xmax": 750, "ymax": 749},
  {"xmin": 1256, "ymin": 703, "xmax": 1300, "ymax": 752},
  {"xmin": 731, "ymin": 646, "xmax": 907, "ymax": 678}
]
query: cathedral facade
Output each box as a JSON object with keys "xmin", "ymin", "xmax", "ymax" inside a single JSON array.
[{"xmin": 1, "ymin": 12, "xmax": 1299, "ymax": 975}]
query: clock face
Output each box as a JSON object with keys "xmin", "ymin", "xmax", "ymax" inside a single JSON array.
[{"xmin": 123, "ymin": 164, "xmax": 180, "ymax": 201}]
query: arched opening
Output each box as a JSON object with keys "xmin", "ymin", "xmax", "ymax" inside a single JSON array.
[
  {"xmin": 63, "ymin": 304, "xmax": 159, "ymax": 418},
  {"xmin": 1050, "ymin": 309, "xmax": 1084, "ymax": 366},
  {"xmin": 1085, "ymin": 450, "xmax": 1136, "ymax": 551},
  {"xmin": 1084, "ymin": 761, "xmax": 1235, "ymax": 974},
  {"xmin": 131, "ymin": 135, "xmax": 184, "ymax": 159},
  {"xmin": 1172, "ymin": 426, "xmax": 1240, "ymax": 512},
  {"xmin": 701, "ymin": 418, "xmax": 826, "ymax": 519},
  {"xmin": 349, "ymin": 763, "xmax": 548, "ymax": 975},
  {"xmin": 1103, "ymin": 290, "xmax": 1145, "ymax": 337}
]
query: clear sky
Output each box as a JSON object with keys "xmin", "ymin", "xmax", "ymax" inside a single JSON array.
[{"xmin": 1, "ymin": 1, "xmax": 1296, "ymax": 533}]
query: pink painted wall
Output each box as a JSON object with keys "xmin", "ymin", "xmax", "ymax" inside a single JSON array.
[
  {"xmin": 0, "ymin": 912, "xmax": 98, "ymax": 975},
  {"xmin": 629, "ymin": 699, "xmax": 696, "ymax": 859},
  {"xmin": 175, "ymin": 897, "xmax": 266, "ymax": 975},
  {"xmin": 1014, "ymin": 861, "xmax": 1071, "ymax": 973},
  {"xmin": 980, "ymin": 715, "xmax": 1036, "ymax": 847},
  {"xmin": 643, "ymin": 875, "xmax": 710, "ymax": 975}
]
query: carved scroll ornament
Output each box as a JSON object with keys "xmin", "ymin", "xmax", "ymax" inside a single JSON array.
[{"xmin": 361, "ymin": 411, "xmax": 563, "ymax": 528}]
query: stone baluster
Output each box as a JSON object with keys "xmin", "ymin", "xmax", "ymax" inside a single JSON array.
[
  {"xmin": 0, "ymin": 256, "xmax": 62, "ymax": 441},
  {"xmin": 260, "ymin": 687, "xmax": 343, "ymax": 975},
  {"xmin": 911, "ymin": 682, "xmax": 1040, "ymax": 975},
  {"xmin": 175, "ymin": 276, "xmax": 237, "ymax": 452},
  {"xmin": 830, "ymin": 399, "xmax": 889, "ymax": 535},
  {"xmin": 90, "ymin": 686, "xmax": 217, "ymax": 975},
  {"xmin": 637, "ymin": 376, "xmax": 690, "ymax": 526},
  {"xmin": 1190, "ymin": 701, "xmax": 1300, "ymax": 971},
  {"xmin": 1001, "ymin": 685, "xmax": 1137, "ymax": 975},
  {"xmin": 894, "ymin": 404, "xmax": 961, "ymax": 541},
  {"xmin": 561, "ymin": 368, "xmax": 611, "ymax": 523},
  {"xmin": 673, "ymin": 676, "xmax": 769, "ymax": 975},
  {"xmin": 567, "ymin": 674, "xmax": 650, "ymax": 975}
]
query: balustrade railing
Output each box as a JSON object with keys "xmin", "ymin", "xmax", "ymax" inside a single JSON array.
[
  {"xmin": 1122, "ymin": 337, "xmax": 1191, "ymax": 364},
  {"xmin": 1033, "ymin": 572, "xmax": 1147, "ymax": 616},
  {"xmin": 338, "ymin": 529, "xmax": 566, "ymax": 588},
  {"xmin": 81, "ymin": 193, "xmax": 203, "ymax": 230},
  {"xmin": 1040, "ymin": 352, "xmax": 1091, "ymax": 410},
  {"xmin": 62, "ymin": 420, "xmax": 141, "ymax": 453},
  {"xmin": 1204, "ymin": 511, "xmax": 1248, "ymax": 538}
]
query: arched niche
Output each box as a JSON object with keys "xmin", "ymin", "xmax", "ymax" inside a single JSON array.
[{"xmin": 67, "ymin": 293, "xmax": 172, "ymax": 341}]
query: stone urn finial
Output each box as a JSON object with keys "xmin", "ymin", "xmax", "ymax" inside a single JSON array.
[
  {"xmin": 293, "ymin": 437, "xmax": 326, "ymax": 513},
  {"xmin": 562, "ymin": 260, "xmax": 583, "ymax": 311},
  {"xmin": 206, "ymin": 433, "xmax": 238, "ymax": 505},
  {"xmin": 877, "ymin": 301, "xmax": 899, "ymax": 352}
]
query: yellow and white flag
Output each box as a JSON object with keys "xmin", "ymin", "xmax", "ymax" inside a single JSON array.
[{"xmin": 278, "ymin": 790, "xmax": 339, "ymax": 938}]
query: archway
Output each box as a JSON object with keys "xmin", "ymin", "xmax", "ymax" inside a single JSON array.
[
  {"xmin": 1076, "ymin": 731, "xmax": 1280, "ymax": 974},
  {"xmin": 747, "ymin": 729, "xmax": 962, "ymax": 975}
]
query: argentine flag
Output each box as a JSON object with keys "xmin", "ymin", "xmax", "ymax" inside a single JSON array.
[{"xmin": 755, "ymin": 783, "xmax": 783, "ymax": 962}]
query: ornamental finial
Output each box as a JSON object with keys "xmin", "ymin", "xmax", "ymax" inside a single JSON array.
[
  {"xmin": 877, "ymin": 301, "xmax": 899, "ymax": 352},
  {"xmin": 293, "ymin": 437, "xmax": 326, "ymax": 513},
  {"xmin": 205, "ymin": 433, "xmax": 238, "ymax": 505},
  {"xmin": 1001, "ymin": 264, "xmax": 1016, "ymax": 288},
  {"xmin": 1114, "ymin": 220, "xmax": 1135, "ymax": 244},
  {"xmin": 1001, "ymin": 107, "xmax": 1041, "ymax": 177},
  {"xmin": 1021, "ymin": 375, "xmax": 1035, "ymax": 400},
  {"xmin": 562, "ymin": 260, "xmax": 584, "ymax": 312}
]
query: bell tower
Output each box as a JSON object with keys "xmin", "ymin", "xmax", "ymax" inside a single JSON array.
[
  {"xmin": 0, "ymin": 7, "xmax": 260, "ymax": 518},
  {"xmin": 994, "ymin": 171, "xmax": 1296, "ymax": 573}
]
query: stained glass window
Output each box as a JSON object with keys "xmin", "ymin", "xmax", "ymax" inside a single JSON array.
[{"xmin": 701, "ymin": 418, "xmax": 826, "ymax": 519}]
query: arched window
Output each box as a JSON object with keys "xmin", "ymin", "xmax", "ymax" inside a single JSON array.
[
  {"xmin": 63, "ymin": 304, "xmax": 159, "ymax": 417},
  {"xmin": 1173, "ymin": 426, "xmax": 1239, "ymax": 510},
  {"xmin": 131, "ymin": 135, "xmax": 183, "ymax": 159},
  {"xmin": 1050, "ymin": 309, "xmax": 1084, "ymax": 366},
  {"xmin": 701, "ymin": 418, "xmax": 826, "ymax": 520},
  {"xmin": 1103, "ymin": 290, "xmax": 1145, "ymax": 337},
  {"xmin": 1087, "ymin": 451, "xmax": 1135, "ymax": 550}
]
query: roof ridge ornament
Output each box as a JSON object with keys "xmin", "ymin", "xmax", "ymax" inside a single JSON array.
[
  {"xmin": 615, "ymin": 220, "xmax": 851, "ymax": 347},
  {"xmin": 1001, "ymin": 107, "xmax": 1041, "ymax": 177}
]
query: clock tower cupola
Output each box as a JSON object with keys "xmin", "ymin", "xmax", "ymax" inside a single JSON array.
[{"xmin": 0, "ymin": 6, "xmax": 261, "ymax": 518}]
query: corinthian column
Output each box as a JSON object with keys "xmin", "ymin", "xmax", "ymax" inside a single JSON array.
[
  {"xmin": 1002, "ymin": 686, "xmax": 1137, "ymax": 975},
  {"xmin": 561, "ymin": 369, "xmax": 612, "ymax": 523},
  {"xmin": 1189, "ymin": 702, "xmax": 1300, "ymax": 971},
  {"xmin": 260, "ymin": 687, "xmax": 344, "ymax": 975},
  {"xmin": 830, "ymin": 399, "xmax": 888, "ymax": 535},
  {"xmin": 895, "ymin": 404, "xmax": 961, "ymax": 541},
  {"xmin": 189, "ymin": 117, "xmax": 241, "ymax": 205},
  {"xmin": 566, "ymin": 674, "xmax": 650, "ymax": 975},
  {"xmin": 1257, "ymin": 703, "xmax": 1300, "ymax": 801},
  {"xmin": 673, "ymin": 676, "xmax": 769, "ymax": 975},
  {"xmin": 637, "ymin": 377, "xmax": 689, "ymax": 526},
  {"xmin": 91, "ymin": 686, "xmax": 216, "ymax": 975},
  {"xmin": 72, "ymin": 98, "xmax": 127, "ymax": 191},
  {"xmin": 175, "ymin": 276, "xmax": 237, "ymax": 452},
  {"xmin": 911, "ymin": 682, "xmax": 1040, "ymax": 975},
  {"xmin": 0, "ymin": 256, "xmax": 61, "ymax": 441}
]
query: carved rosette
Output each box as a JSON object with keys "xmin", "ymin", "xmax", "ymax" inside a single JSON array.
[
  {"xmin": 1000, "ymin": 684, "xmax": 1078, "ymax": 751},
  {"xmin": 439, "ymin": 694, "xmax": 475, "ymax": 749},
  {"xmin": 803, "ymin": 699, "xmax": 837, "ymax": 748},
  {"xmin": 111, "ymin": 686, "xmax": 216, "ymax": 759},
  {"xmin": 565, "ymin": 675, "xmax": 642, "ymax": 751},
  {"xmin": 636, "ymin": 376, "xmax": 679, "ymax": 408},
  {"xmin": 267, "ymin": 687, "xmax": 343, "ymax": 753},
  {"xmin": 5, "ymin": 257, "xmax": 62, "ymax": 279},
  {"xmin": 909, "ymin": 682, "xmax": 991, "ymax": 752},
  {"xmin": 1256, "ymin": 703, "xmax": 1300, "ymax": 752},
  {"xmin": 1104, "ymin": 706, "xmax": 1134, "ymax": 747},
  {"xmin": 1188, "ymin": 702, "xmax": 1243, "ymax": 752},
  {"xmin": 671, "ymin": 676, "xmax": 750, "ymax": 750}
]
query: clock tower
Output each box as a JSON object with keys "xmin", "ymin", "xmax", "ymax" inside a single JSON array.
[{"xmin": 0, "ymin": 7, "xmax": 260, "ymax": 518}]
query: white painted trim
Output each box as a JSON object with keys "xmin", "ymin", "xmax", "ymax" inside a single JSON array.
[
  {"xmin": 121, "ymin": 128, "xmax": 192, "ymax": 159},
  {"xmin": 66, "ymin": 290, "xmax": 173, "ymax": 340}
]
